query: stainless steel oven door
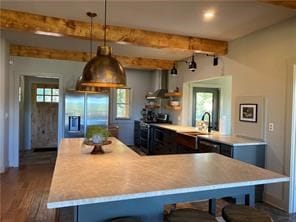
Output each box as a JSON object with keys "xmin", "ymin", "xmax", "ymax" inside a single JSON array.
[{"xmin": 140, "ymin": 123, "xmax": 150, "ymax": 154}]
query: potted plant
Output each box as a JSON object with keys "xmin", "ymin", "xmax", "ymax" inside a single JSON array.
[{"xmin": 86, "ymin": 126, "xmax": 110, "ymax": 144}]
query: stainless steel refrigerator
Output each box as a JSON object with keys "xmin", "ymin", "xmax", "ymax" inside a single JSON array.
[{"xmin": 64, "ymin": 91, "xmax": 109, "ymax": 138}]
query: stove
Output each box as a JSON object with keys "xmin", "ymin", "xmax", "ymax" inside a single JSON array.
[{"xmin": 139, "ymin": 120, "xmax": 170, "ymax": 154}]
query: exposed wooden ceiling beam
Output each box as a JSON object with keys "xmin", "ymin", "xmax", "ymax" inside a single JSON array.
[
  {"xmin": 1, "ymin": 9, "xmax": 228, "ymax": 55},
  {"xmin": 9, "ymin": 45, "xmax": 174, "ymax": 70},
  {"xmin": 262, "ymin": 1, "xmax": 296, "ymax": 9}
]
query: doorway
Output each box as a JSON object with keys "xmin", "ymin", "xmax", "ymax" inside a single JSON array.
[
  {"xmin": 31, "ymin": 83, "xmax": 59, "ymax": 150},
  {"xmin": 19, "ymin": 76, "xmax": 59, "ymax": 165}
]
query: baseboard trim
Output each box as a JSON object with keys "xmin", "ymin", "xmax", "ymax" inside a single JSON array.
[{"xmin": 264, "ymin": 192, "xmax": 288, "ymax": 212}]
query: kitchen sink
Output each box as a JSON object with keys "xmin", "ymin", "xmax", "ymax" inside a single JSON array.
[{"xmin": 176, "ymin": 131, "xmax": 209, "ymax": 153}]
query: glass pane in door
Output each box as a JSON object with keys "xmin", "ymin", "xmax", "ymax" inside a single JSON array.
[
  {"xmin": 195, "ymin": 92, "xmax": 213, "ymax": 123},
  {"xmin": 192, "ymin": 87, "xmax": 220, "ymax": 130}
]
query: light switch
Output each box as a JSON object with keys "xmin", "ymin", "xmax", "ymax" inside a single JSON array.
[{"xmin": 268, "ymin": 123, "xmax": 274, "ymax": 132}]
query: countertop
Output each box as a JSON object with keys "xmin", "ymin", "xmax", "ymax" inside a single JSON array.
[
  {"xmin": 47, "ymin": 138, "xmax": 287, "ymax": 209},
  {"xmin": 150, "ymin": 123, "xmax": 202, "ymax": 133},
  {"xmin": 151, "ymin": 123, "xmax": 266, "ymax": 146}
]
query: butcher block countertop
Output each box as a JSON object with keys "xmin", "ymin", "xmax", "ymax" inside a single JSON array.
[
  {"xmin": 151, "ymin": 124, "xmax": 266, "ymax": 146},
  {"xmin": 47, "ymin": 138, "xmax": 287, "ymax": 209}
]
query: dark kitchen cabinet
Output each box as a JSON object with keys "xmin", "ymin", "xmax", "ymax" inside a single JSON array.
[
  {"xmin": 134, "ymin": 120, "xmax": 140, "ymax": 147},
  {"xmin": 198, "ymin": 139, "xmax": 221, "ymax": 153},
  {"xmin": 176, "ymin": 133, "xmax": 198, "ymax": 154},
  {"xmin": 150, "ymin": 126, "xmax": 177, "ymax": 155}
]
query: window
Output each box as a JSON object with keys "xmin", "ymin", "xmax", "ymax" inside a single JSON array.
[
  {"xmin": 192, "ymin": 87, "xmax": 220, "ymax": 130},
  {"xmin": 36, "ymin": 87, "xmax": 59, "ymax": 103},
  {"xmin": 115, "ymin": 88, "xmax": 131, "ymax": 119}
]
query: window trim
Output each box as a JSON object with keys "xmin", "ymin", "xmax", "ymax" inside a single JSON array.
[
  {"xmin": 115, "ymin": 88, "xmax": 132, "ymax": 120},
  {"xmin": 192, "ymin": 87, "xmax": 220, "ymax": 130}
]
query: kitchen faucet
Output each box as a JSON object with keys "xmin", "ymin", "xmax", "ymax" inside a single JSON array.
[{"xmin": 201, "ymin": 112, "xmax": 211, "ymax": 133}]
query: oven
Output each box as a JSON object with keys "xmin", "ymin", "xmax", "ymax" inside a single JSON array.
[
  {"xmin": 139, "ymin": 122, "xmax": 150, "ymax": 154},
  {"xmin": 154, "ymin": 127, "xmax": 165, "ymax": 144}
]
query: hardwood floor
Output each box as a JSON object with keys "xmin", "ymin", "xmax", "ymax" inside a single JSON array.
[
  {"xmin": 1, "ymin": 164, "xmax": 56, "ymax": 221},
  {"xmin": 1, "ymin": 150, "xmax": 295, "ymax": 222}
]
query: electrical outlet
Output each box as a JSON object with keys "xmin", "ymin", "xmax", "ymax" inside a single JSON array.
[{"xmin": 268, "ymin": 123, "xmax": 274, "ymax": 132}]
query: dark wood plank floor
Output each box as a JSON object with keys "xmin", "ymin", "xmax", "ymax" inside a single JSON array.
[{"xmin": 1, "ymin": 163, "xmax": 57, "ymax": 221}]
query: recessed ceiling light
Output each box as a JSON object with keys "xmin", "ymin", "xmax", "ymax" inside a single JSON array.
[
  {"xmin": 204, "ymin": 10, "xmax": 215, "ymax": 21},
  {"xmin": 35, "ymin": 31, "xmax": 63, "ymax": 37}
]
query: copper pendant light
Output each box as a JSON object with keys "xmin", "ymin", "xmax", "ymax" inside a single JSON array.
[
  {"xmin": 75, "ymin": 75, "xmax": 109, "ymax": 94},
  {"xmin": 75, "ymin": 12, "xmax": 107, "ymax": 93},
  {"xmin": 80, "ymin": 0, "xmax": 126, "ymax": 88}
]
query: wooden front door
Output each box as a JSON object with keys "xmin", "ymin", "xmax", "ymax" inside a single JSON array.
[{"xmin": 31, "ymin": 83, "xmax": 59, "ymax": 149}]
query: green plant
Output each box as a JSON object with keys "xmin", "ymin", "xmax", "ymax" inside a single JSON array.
[{"xmin": 86, "ymin": 126, "xmax": 110, "ymax": 141}]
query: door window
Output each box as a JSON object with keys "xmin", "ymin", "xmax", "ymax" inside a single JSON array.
[
  {"xmin": 192, "ymin": 87, "xmax": 220, "ymax": 130},
  {"xmin": 36, "ymin": 86, "xmax": 59, "ymax": 103}
]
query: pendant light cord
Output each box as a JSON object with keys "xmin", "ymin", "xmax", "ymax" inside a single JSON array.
[
  {"xmin": 90, "ymin": 16, "xmax": 93, "ymax": 59},
  {"xmin": 104, "ymin": 0, "xmax": 107, "ymax": 47},
  {"xmin": 87, "ymin": 12, "xmax": 97, "ymax": 60}
]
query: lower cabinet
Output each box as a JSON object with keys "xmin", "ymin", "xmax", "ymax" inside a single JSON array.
[
  {"xmin": 150, "ymin": 126, "xmax": 176, "ymax": 155},
  {"xmin": 176, "ymin": 133, "xmax": 198, "ymax": 154},
  {"xmin": 198, "ymin": 139, "xmax": 221, "ymax": 153},
  {"xmin": 198, "ymin": 138, "xmax": 265, "ymax": 167}
]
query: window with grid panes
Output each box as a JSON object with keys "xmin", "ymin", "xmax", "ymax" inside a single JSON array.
[
  {"xmin": 115, "ymin": 88, "xmax": 131, "ymax": 119},
  {"xmin": 36, "ymin": 87, "xmax": 59, "ymax": 103}
]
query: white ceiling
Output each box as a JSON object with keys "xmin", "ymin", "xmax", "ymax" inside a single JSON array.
[{"xmin": 1, "ymin": 0, "xmax": 295, "ymax": 60}]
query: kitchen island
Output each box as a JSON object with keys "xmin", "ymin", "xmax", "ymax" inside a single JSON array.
[{"xmin": 48, "ymin": 137, "xmax": 288, "ymax": 222}]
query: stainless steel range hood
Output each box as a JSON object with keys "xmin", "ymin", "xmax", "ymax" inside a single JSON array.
[{"xmin": 146, "ymin": 70, "xmax": 168, "ymax": 99}]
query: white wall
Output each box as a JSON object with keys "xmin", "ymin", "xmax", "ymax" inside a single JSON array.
[
  {"xmin": 8, "ymin": 56, "xmax": 81, "ymax": 166},
  {"xmin": 225, "ymin": 18, "xmax": 295, "ymax": 211},
  {"xmin": 168, "ymin": 54, "xmax": 232, "ymax": 131},
  {"xmin": 111, "ymin": 69, "xmax": 154, "ymax": 145},
  {"xmin": 0, "ymin": 37, "xmax": 10, "ymax": 173},
  {"xmin": 185, "ymin": 77, "xmax": 232, "ymax": 135},
  {"xmin": 175, "ymin": 17, "xmax": 296, "ymax": 210}
]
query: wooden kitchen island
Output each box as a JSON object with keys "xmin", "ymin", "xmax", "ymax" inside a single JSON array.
[{"xmin": 47, "ymin": 138, "xmax": 289, "ymax": 222}]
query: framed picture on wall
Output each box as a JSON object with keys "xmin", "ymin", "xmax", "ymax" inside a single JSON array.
[{"xmin": 239, "ymin": 104, "xmax": 257, "ymax": 122}]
